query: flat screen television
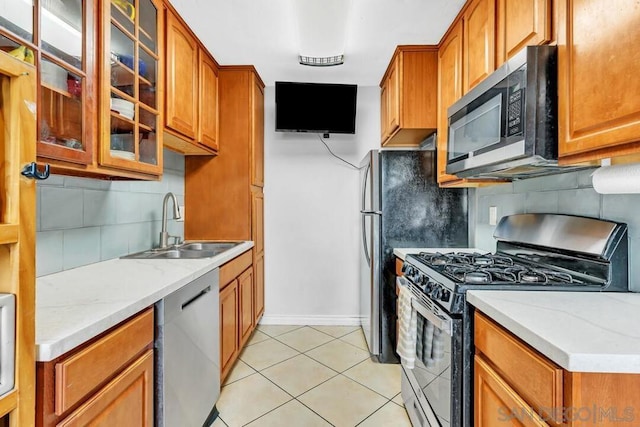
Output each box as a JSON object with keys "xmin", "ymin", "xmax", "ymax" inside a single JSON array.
[{"xmin": 275, "ymin": 81, "xmax": 357, "ymax": 134}]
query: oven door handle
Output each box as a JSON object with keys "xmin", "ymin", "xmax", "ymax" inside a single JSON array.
[{"xmin": 411, "ymin": 299, "xmax": 452, "ymax": 336}]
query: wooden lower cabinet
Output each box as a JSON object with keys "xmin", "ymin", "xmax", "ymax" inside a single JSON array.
[
  {"xmin": 475, "ymin": 311, "xmax": 640, "ymax": 427},
  {"xmin": 475, "ymin": 355, "xmax": 549, "ymax": 426},
  {"xmin": 219, "ymin": 249, "xmax": 259, "ymax": 383},
  {"xmin": 220, "ymin": 278, "xmax": 239, "ymax": 380},
  {"xmin": 253, "ymin": 252, "xmax": 265, "ymax": 324},
  {"xmin": 239, "ymin": 267, "xmax": 254, "ymax": 347},
  {"xmin": 56, "ymin": 351, "xmax": 153, "ymax": 427},
  {"xmin": 36, "ymin": 308, "xmax": 154, "ymax": 427}
]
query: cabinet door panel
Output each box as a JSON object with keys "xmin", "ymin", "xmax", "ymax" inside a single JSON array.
[
  {"xmin": 387, "ymin": 57, "xmax": 400, "ymax": 135},
  {"xmin": 558, "ymin": 0, "xmax": 640, "ymax": 160},
  {"xmin": 165, "ymin": 11, "xmax": 198, "ymax": 139},
  {"xmin": 199, "ymin": 51, "xmax": 218, "ymax": 151},
  {"xmin": 238, "ymin": 268, "xmax": 254, "ymax": 347},
  {"xmin": 463, "ymin": 0, "xmax": 496, "ymax": 93},
  {"xmin": 220, "ymin": 280, "xmax": 239, "ymax": 380},
  {"xmin": 254, "ymin": 253, "xmax": 264, "ymax": 323},
  {"xmin": 251, "ymin": 189, "xmax": 264, "ymax": 255},
  {"xmin": 438, "ymin": 20, "xmax": 464, "ymax": 183},
  {"xmin": 380, "ymin": 81, "xmax": 389, "ymax": 141},
  {"xmin": 475, "ymin": 356, "xmax": 549, "ymax": 426},
  {"xmin": 56, "ymin": 351, "xmax": 154, "ymax": 427},
  {"xmin": 251, "ymin": 78, "xmax": 264, "ymax": 187},
  {"xmin": 497, "ymin": 0, "xmax": 551, "ymax": 64}
]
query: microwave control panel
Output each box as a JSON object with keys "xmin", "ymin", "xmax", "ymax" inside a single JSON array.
[
  {"xmin": 507, "ymin": 89, "xmax": 524, "ymax": 136},
  {"xmin": 506, "ymin": 66, "xmax": 526, "ymax": 137}
]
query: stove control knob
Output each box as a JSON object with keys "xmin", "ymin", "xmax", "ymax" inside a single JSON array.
[
  {"xmin": 441, "ymin": 289, "xmax": 451, "ymax": 302},
  {"xmin": 425, "ymin": 281, "xmax": 434, "ymax": 293},
  {"xmin": 403, "ymin": 266, "xmax": 414, "ymax": 277},
  {"xmin": 432, "ymin": 286, "xmax": 443, "ymax": 300},
  {"xmin": 401, "ymin": 263, "xmax": 409, "ymax": 273}
]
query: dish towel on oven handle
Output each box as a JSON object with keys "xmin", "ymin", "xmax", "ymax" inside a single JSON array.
[{"xmin": 396, "ymin": 280, "xmax": 417, "ymax": 368}]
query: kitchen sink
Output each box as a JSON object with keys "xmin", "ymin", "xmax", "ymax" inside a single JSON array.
[
  {"xmin": 121, "ymin": 241, "xmax": 243, "ymax": 259},
  {"xmin": 178, "ymin": 242, "xmax": 238, "ymax": 252}
]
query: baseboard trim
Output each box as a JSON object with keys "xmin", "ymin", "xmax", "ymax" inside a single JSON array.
[{"xmin": 259, "ymin": 314, "xmax": 360, "ymax": 326}]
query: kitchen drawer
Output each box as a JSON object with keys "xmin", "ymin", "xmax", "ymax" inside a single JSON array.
[
  {"xmin": 56, "ymin": 350, "xmax": 154, "ymax": 427},
  {"xmin": 474, "ymin": 311, "xmax": 563, "ymax": 419},
  {"xmin": 475, "ymin": 355, "xmax": 549, "ymax": 427},
  {"xmin": 54, "ymin": 308, "xmax": 154, "ymax": 415},
  {"xmin": 220, "ymin": 250, "xmax": 252, "ymax": 289}
]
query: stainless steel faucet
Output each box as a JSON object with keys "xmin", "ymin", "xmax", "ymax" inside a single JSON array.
[{"xmin": 159, "ymin": 192, "xmax": 182, "ymax": 249}]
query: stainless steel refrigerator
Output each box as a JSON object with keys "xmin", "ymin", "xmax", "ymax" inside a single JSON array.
[{"xmin": 359, "ymin": 149, "xmax": 468, "ymax": 363}]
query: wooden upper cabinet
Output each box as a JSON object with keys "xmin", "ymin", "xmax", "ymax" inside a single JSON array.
[
  {"xmin": 34, "ymin": 0, "xmax": 95, "ymax": 167},
  {"xmin": 199, "ymin": 51, "xmax": 219, "ymax": 152},
  {"xmin": 380, "ymin": 56, "xmax": 401, "ymax": 142},
  {"xmin": 463, "ymin": 0, "xmax": 496, "ymax": 93},
  {"xmin": 380, "ymin": 46, "xmax": 438, "ymax": 147},
  {"xmin": 496, "ymin": 0, "xmax": 551, "ymax": 64},
  {"xmin": 165, "ymin": 9, "xmax": 198, "ymax": 140},
  {"xmin": 2, "ymin": 0, "xmax": 164, "ymax": 179},
  {"xmin": 437, "ymin": 21, "xmax": 464, "ymax": 184},
  {"xmin": 99, "ymin": 0, "xmax": 164, "ymax": 177},
  {"xmin": 163, "ymin": 5, "xmax": 219, "ymax": 155},
  {"xmin": 437, "ymin": 19, "xmax": 499, "ymax": 187},
  {"xmin": 251, "ymin": 77, "xmax": 264, "ymax": 187},
  {"xmin": 557, "ymin": 0, "xmax": 640, "ymax": 164}
]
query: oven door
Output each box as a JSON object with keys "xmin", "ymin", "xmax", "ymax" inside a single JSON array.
[{"xmin": 399, "ymin": 279, "xmax": 461, "ymax": 427}]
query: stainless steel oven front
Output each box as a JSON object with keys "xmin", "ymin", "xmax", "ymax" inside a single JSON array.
[{"xmin": 398, "ymin": 277, "xmax": 464, "ymax": 427}]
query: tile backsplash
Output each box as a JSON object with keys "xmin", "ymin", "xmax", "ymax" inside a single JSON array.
[
  {"xmin": 472, "ymin": 168, "xmax": 639, "ymax": 291},
  {"xmin": 36, "ymin": 149, "xmax": 185, "ymax": 277}
]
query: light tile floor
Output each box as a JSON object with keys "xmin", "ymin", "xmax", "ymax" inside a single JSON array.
[{"xmin": 213, "ymin": 325, "xmax": 412, "ymax": 427}]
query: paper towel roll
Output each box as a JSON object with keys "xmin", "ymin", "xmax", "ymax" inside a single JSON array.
[{"xmin": 592, "ymin": 163, "xmax": 640, "ymax": 194}]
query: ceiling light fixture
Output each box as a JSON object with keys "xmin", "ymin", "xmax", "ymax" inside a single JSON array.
[
  {"xmin": 298, "ymin": 54, "xmax": 344, "ymax": 67},
  {"xmin": 294, "ymin": 0, "xmax": 352, "ymax": 67}
]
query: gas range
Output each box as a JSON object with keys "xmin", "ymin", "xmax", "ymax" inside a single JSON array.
[
  {"xmin": 402, "ymin": 214, "xmax": 629, "ymax": 314},
  {"xmin": 398, "ymin": 214, "xmax": 629, "ymax": 427}
]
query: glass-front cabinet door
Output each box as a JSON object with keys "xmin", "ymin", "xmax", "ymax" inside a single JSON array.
[
  {"xmin": 0, "ymin": 0, "xmax": 94, "ymax": 165},
  {"xmin": 100, "ymin": 0, "xmax": 162, "ymax": 175}
]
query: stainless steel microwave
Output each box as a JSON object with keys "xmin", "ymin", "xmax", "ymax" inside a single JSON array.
[{"xmin": 446, "ymin": 45, "xmax": 585, "ymax": 179}]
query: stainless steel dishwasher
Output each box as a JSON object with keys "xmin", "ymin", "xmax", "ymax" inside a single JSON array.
[{"xmin": 155, "ymin": 268, "xmax": 220, "ymax": 427}]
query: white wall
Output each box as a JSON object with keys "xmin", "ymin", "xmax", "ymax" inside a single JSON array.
[{"xmin": 262, "ymin": 85, "xmax": 380, "ymax": 325}]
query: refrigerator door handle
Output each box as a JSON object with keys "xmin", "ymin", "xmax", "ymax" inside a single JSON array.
[
  {"xmin": 361, "ymin": 162, "xmax": 370, "ymax": 211},
  {"xmin": 361, "ymin": 215, "xmax": 371, "ymax": 265},
  {"xmin": 361, "ymin": 160, "xmax": 373, "ymax": 265}
]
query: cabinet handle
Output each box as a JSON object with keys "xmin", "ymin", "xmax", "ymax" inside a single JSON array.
[{"xmin": 21, "ymin": 162, "xmax": 50, "ymax": 180}]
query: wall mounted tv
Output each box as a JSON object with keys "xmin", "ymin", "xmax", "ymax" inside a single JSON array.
[{"xmin": 275, "ymin": 81, "xmax": 357, "ymax": 134}]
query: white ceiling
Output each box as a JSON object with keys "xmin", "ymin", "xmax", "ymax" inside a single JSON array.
[{"xmin": 168, "ymin": 0, "xmax": 466, "ymax": 87}]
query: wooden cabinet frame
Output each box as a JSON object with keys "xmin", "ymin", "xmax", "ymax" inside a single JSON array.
[{"xmin": 0, "ymin": 52, "xmax": 37, "ymax": 427}]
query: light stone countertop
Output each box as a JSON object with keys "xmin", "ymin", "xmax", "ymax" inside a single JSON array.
[
  {"xmin": 36, "ymin": 241, "xmax": 254, "ymax": 362},
  {"xmin": 393, "ymin": 247, "xmax": 487, "ymax": 260},
  {"xmin": 467, "ymin": 290, "xmax": 640, "ymax": 373}
]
